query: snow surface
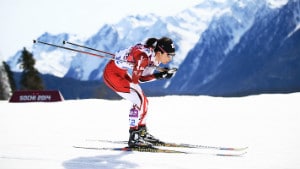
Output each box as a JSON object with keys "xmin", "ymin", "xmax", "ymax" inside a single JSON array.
[{"xmin": 1, "ymin": 93, "xmax": 300, "ymax": 169}]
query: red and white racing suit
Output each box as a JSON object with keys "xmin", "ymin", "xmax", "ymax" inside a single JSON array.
[{"xmin": 103, "ymin": 44, "xmax": 160, "ymax": 129}]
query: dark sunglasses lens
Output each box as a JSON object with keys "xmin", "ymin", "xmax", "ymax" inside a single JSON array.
[{"xmin": 168, "ymin": 53, "xmax": 175, "ymax": 57}]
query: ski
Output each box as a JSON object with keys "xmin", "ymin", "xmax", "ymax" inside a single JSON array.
[
  {"xmin": 86, "ymin": 139, "xmax": 248, "ymax": 151},
  {"xmin": 73, "ymin": 146, "xmax": 247, "ymax": 156},
  {"xmin": 73, "ymin": 146, "xmax": 187, "ymax": 154}
]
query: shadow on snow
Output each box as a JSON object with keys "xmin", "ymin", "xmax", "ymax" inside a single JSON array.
[{"xmin": 62, "ymin": 152, "xmax": 137, "ymax": 169}]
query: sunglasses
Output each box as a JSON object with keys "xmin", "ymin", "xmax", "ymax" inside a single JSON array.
[{"xmin": 157, "ymin": 45, "xmax": 176, "ymax": 57}]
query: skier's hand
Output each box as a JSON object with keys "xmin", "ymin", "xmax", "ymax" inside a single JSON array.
[{"xmin": 154, "ymin": 68, "xmax": 177, "ymax": 79}]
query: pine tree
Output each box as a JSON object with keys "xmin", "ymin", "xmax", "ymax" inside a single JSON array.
[
  {"xmin": 19, "ymin": 48, "xmax": 44, "ymax": 90},
  {"xmin": 3, "ymin": 61, "xmax": 16, "ymax": 92},
  {"xmin": 0, "ymin": 62, "xmax": 12, "ymax": 100}
]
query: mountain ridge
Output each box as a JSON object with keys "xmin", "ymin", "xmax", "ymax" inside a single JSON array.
[{"xmin": 6, "ymin": 0, "xmax": 300, "ymax": 99}]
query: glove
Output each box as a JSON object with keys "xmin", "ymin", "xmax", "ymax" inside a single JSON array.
[{"xmin": 154, "ymin": 68, "xmax": 177, "ymax": 79}]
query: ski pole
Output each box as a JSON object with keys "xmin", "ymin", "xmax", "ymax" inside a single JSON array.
[
  {"xmin": 61, "ymin": 41, "xmax": 177, "ymax": 73},
  {"xmin": 33, "ymin": 40, "xmax": 177, "ymax": 73},
  {"xmin": 33, "ymin": 40, "xmax": 136, "ymax": 67},
  {"xmin": 62, "ymin": 40, "xmax": 115, "ymax": 56},
  {"xmin": 33, "ymin": 40, "xmax": 110, "ymax": 60}
]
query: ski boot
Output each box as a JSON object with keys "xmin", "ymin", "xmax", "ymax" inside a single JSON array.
[
  {"xmin": 128, "ymin": 126, "xmax": 163, "ymax": 148},
  {"xmin": 128, "ymin": 126, "xmax": 153, "ymax": 148},
  {"xmin": 141, "ymin": 126, "xmax": 165, "ymax": 146}
]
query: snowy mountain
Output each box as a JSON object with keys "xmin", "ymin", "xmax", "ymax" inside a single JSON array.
[
  {"xmin": 6, "ymin": 0, "xmax": 300, "ymax": 99},
  {"xmin": 6, "ymin": 0, "xmax": 237, "ymax": 80},
  {"xmin": 63, "ymin": 8, "xmax": 215, "ymax": 81},
  {"xmin": 7, "ymin": 32, "xmax": 81, "ymax": 78},
  {"xmin": 168, "ymin": 0, "xmax": 300, "ymax": 96}
]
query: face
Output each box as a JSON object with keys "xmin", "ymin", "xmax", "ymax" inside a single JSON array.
[{"xmin": 156, "ymin": 51, "xmax": 173, "ymax": 64}]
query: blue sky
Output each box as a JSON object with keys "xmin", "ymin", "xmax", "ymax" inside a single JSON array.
[{"xmin": 0, "ymin": 0, "xmax": 201, "ymax": 60}]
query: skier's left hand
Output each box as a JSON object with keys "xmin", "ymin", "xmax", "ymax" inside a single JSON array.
[{"xmin": 154, "ymin": 67, "xmax": 177, "ymax": 79}]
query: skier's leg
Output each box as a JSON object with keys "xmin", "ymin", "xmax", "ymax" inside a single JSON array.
[
  {"xmin": 117, "ymin": 83, "xmax": 148, "ymax": 129},
  {"xmin": 103, "ymin": 64, "xmax": 154, "ymax": 146},
  {"xmin": 104, "ymin": 63, "xmax": 148, "ymax": 128},
  {"xmin": 116, "ymin": 83, "xmax": 154, "ymax": 147},
  {"xmin": 117, "ymin": 83, "xmax": 160, "ymax": 146}
]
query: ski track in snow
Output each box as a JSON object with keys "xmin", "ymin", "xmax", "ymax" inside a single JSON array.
[{"xmin": 0, "ymin": 93, "xmax": 300, "ymax": 169}]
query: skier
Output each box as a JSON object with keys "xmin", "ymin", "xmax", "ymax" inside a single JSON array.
[{"xmin": 103, "ymin": 37, "xmax": 176, "ymax": 148}]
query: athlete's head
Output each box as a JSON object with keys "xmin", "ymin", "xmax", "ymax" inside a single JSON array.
[{"xmin": 145, "ymin": 37, "xmax": 176, "ymax": 64}]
